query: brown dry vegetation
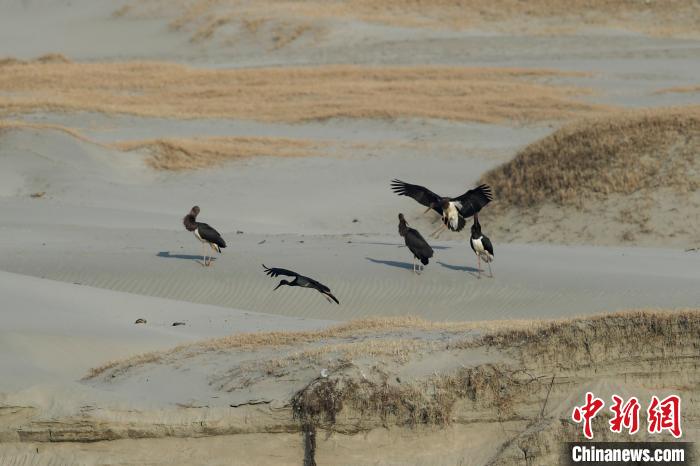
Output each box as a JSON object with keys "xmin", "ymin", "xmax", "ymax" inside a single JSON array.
[
  {"xmin": 0, "ymin": 61, "xmax": 605, "ymax": 124},
  {"xmin": 290, "ymin": 308, "xmax": 700, "ymax": 465},
  {"xmin": 115, "ymin": 137, "xmax": 318, "ymax": 170},
  {"xmin": 17, "ymin": 310, "xmax": 700, "ymax": 464},
  {"xmin": 0, "ymin": 120, "xmax": 88, "ymax": 141},
  {"xmin": 117, "ymin": 0, "xmax": 700, "ymax": 41},
  {"xmin": 85, "ymin": 309, "xmax": 694, "ymax": 380},
  {"xmin": 84, "ymin": 315, "xmax": 543, "ymax": 379},
  {"xmin": 655, "ymin": 84, "xmax": 700, "ymax": 94},
  {"xmin": 0, "ymin": 120, "xmax": 318, "ymax": 170},
  {"xmin": 480, "ymin": 107, "xmax": 700, "ymax": 210}
]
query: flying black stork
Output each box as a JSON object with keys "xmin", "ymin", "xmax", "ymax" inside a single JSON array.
[
  {"xmin": 262, "ymin": 265, "xmax": 340, "ymax": 304},
  {"xmin": 470, "ymin": 216, "xmax": 494, "ymax": 279},
  {"xmin": 390, "ymin": 179, "xmax": 493, "ymax": 238},
  {"xmin": 398, "ymin": 213, "xmax": 434, "ymax": 274},
  {"xmin": 183, "ymin": 206, "xmax": 227, "ymax": 266}
]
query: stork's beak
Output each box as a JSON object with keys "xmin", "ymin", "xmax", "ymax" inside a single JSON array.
[{"xmin": 273, "ymin": 282, "xmax": 283, "ymax": 291}]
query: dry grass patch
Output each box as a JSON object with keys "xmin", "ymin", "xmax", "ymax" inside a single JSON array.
[
  {"xmin": 0, "ymin": 61, "xmax": 605, "ymax": 124},
  {"xmin": 0, "ymin": 121, "xmax": 317, "ymax": 170},
  {"xmin": 655, "ymin": 84, "xmax": 700, "ymax": 95},
  {"xmin": 480, "ymin": 107, "xmax": 700, "ymax": 210},
  {"xmin": 84, "ymin": 316, "xmax": 539, "ymax": 379},
  {"xmin": 476, "ymin": 308, "xmax": 700, "ymax": 369},
  {"xmin": 0, "ymin": 119, "xmax": 92, "ymax": 142},
  {"xmin": 292, "ymin": 309, "xmax": 700, "ymax": 433},
  {"xmin": 87, "ymin": 310, "xmax": 694, "ymax": 380},
  {"xmin": 117, "ymin": 0, "xmax": 700, "ymax": 39},
  {"xmin": 114, "ymin": 137, "xmax": 318, "ymax": 170}
]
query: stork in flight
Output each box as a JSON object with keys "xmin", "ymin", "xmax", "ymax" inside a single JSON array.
[
  {"xmin": 262, "ymin": 265, "xmax": 340, "ymax": 304},
  {"xmin": 390, "ymin": 179, "xmax": 493, "ymax": 238},
  {"xmin": 398, "ymin": 213, "xmax": 434, "ymax": 274},
  {"xmin": 183, "ymin": 206, "xmax": 226, "ymax": 266},
  {"xmin": 470, "ymin": 216, "xmax": 494, "ymax": 279}
]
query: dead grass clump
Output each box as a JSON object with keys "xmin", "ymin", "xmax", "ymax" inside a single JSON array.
[
  {"xmin": 0, "ymin": 54, "xmax": 71, "ymax": 66},
  {"xmin": 654, "ymin": 85, "xmax": 700, "ymax": 95},
  {"xmin": 478, "ymin": 309, "xmax": 700, "ymax": 369},
  {"xmin": 0, "ymin": 62, "xmax": 604, "ymax": 124},
  {"xmin": 114, "ymin": 137, "xmax": 317, "ymax": 170},
  {"xmin": 480, "ymin": 107, "xmax": 700, "ymax": 209},
  {"xmin": 292, "ymin": 362, "xmax": 531, "ymax": 433}
]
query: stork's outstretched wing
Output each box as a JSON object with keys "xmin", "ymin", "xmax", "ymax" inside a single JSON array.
[
  {"xmin": 262, "ymin": 265, "xmax": 300, "ymax": 278},
  {"xmin": 451, "ymin": 184, "xmax": 493, "ymax": 218},
  {"xmin": 391, "ymin": 179, "xmax": 443, "ymax": 213}
]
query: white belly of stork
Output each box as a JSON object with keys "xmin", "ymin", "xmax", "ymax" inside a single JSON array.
[
  {"xmin": 472, "ymin": 236, "xmax": 493, "ymax": 262},
  {"xmin": 445, "ymin": 203, "xmax": 460, "ymax": 230}
]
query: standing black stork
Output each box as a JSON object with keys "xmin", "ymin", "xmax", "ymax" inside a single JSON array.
[
  {"xmin": 183, "ymin": 206, "xmax": 226, "ymax": 267},
  {"xmin": 390, "ymin": 179, "xmax": 493, "ymax": 238},
  {"xmin": 262, "ymin": 265, "xmax": 339, "ymax": 304},
  {"xmin": 398, "ymin": 213, "xmax": 434, "ymax": 274},
  {"xmin": 470, "ymin": 216, "xmax": 494, "ymax": 279}
]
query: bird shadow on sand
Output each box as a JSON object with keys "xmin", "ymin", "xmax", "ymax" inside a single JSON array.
[
  {"xmin": 157, "ymin": 251, "xmax": 216, "ymax": 265},
  {"xmin": 354, "ymin": 241, "xmax": 451, "ymax": 250},
  {"xmin": 366, "ymin": 257, "xmax": 415, "ymax": 271},
  {"xmin": 437, "ymin": 261, "xmax": 479, "ymax": 275}
]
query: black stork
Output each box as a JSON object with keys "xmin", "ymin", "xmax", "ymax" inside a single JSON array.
[
  {"xmin": 398, "ymin": 213, "xmax": 434, "ymax": 274},
  {"xmin": 470, "ymin": 216, "xmax": 494, "ymax": 279},
  {"xmin": 262, "ymin": 265, "xmax": 339, "ymax": 304},
  {"xmin": 390, "ymin": 179, "xmax": 493, "ymax": 238},
  {"xmin": 183, "ymin": 206, "xmax": 226, "ymax": 266}
]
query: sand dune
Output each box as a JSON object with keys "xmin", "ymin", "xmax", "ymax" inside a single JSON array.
[
  {"xmin": 3, "ymin": 310, "xmax": 697, "ymax": 465},
  {"xmin": 479, "ymin": 107, "xmax": 700, "ymax": 247}
]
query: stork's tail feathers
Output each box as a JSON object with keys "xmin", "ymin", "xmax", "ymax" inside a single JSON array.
[{"xmin": 420, "ymin": 257, "xmax": 429, "ymax": 266}]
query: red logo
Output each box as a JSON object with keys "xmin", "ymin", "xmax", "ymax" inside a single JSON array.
[
  {"xmin": 647, "ymin": 395, "xmax": 682, "ymax": 438},
  {"xmin": 572, "ymin": 392, "xmax": 605, "ymax": 440},
  {"xmin": 572, "ymin": 393, "xmax": 682, "ymax": 439},
  {"xmin": 609, "ymin": 395, "xmax": 640, "ymax": 434}
]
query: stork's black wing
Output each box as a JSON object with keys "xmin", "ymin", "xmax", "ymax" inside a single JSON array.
[
  {"xmin": 391, "ymin": 179, "xmax": 443, "ymax": 213},
  {"xmin": 405, "ymin": 227, "xmax": 434, "ymax": 265},
  {"xmin": 262, "ymin": 265, "xmax": 300, "ymax": 278},
  {"xmin": 197, "ymin": 222, "xmax": 226, "ymax": 248},
  {"xmin": 481, "ymin": 235, "xmax": 494, "ymax": 257},
  {"xmin": 451, "ymin": 184, "xmax": 493, "ymax": 218},
  {"xmin": 321, "ymin": 290, "xmax": 340, "ymax": 305}
]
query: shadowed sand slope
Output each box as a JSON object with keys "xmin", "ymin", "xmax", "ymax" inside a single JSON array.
[
  {"xmin": 0, "ymin": 61, "xmax": 605, "ymax": 123},
  {"xmin": 478, "ymin": 107, "xmax": 700, "ymax": 247}
]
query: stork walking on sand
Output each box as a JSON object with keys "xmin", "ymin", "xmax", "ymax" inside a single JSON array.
[
  {"xmin": 469, "ymin": 216, "xmax": 494, "ymax": 278},
  {"xmin": 183, "ymin": 206, "xmax": 227, "ymax": 266},
  {"xmin": 262, "ymin": 265, "xmax": 340, "ymax": 304},
  {"xmin": 390, "ymin": 179, "xmax": 493, "ymax": 238},
  {"xmin": 398, "ymin": 213, "xmax": 434, "ymax": 274}
]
